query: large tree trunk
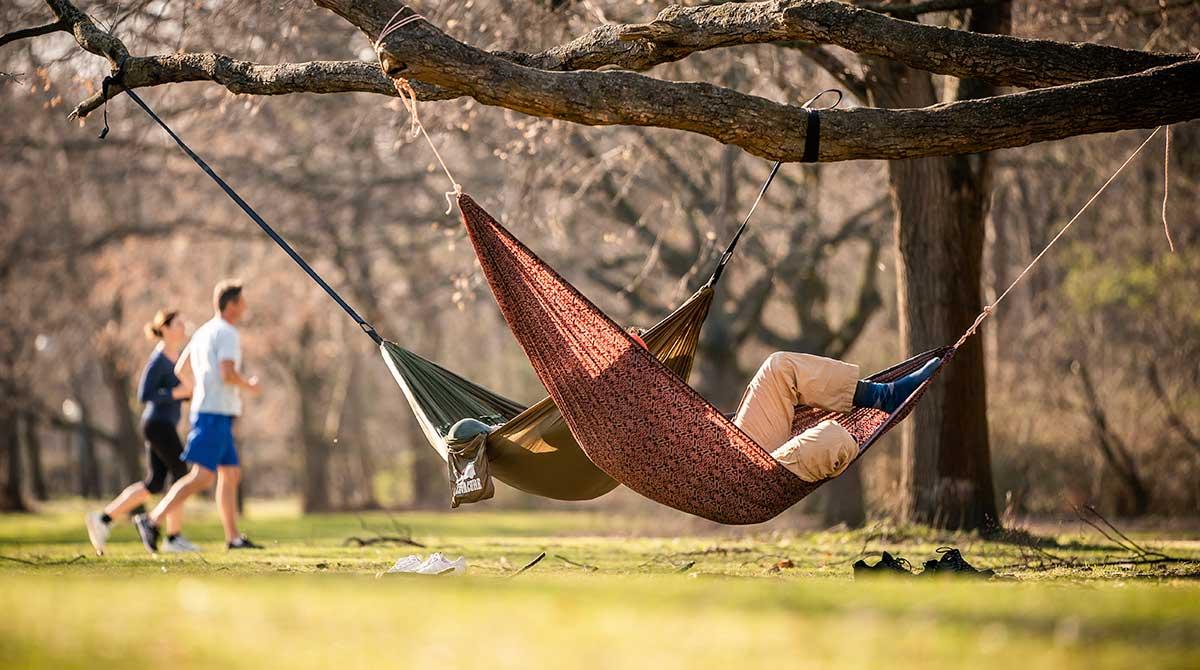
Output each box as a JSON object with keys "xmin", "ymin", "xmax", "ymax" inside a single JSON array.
[
  {"xmin": 864, "ymin": 4, "xmax": 1007, "ymax": 531},
  {"xmin": 889, "ymin": 154, "xmax": 998, "ymax": 530}
]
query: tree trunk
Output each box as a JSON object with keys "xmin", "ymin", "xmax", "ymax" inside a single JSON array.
[
  {"xmin": 69, "ymin": 375, "xmax": 102, "ymax": 499},
  {"xmin": 0, "ymin": 405, "xmax": 29, "ymax": 511},
  {"xmin": 20, "ymin": 411, "xmax": 48, "ymax": 501},
  {"xmin": 98, "ymin": 354, "xmax": 145, "ymax": 484},
  {"xmin": 863, "ymin": 4, "xmax": 1007, "ymax": 531},
  {"xmin": 294, "ymin": 321, "xmax": 334, "ymax": 513}
]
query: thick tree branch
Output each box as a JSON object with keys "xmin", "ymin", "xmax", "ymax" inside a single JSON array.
[
  {"xmin": 618, "ymin": 0, "xmax": 1189, "ymax": 89},
  {"xmin": 365, "ymin": 4, "xmax": 1199, "ymax": 163}
]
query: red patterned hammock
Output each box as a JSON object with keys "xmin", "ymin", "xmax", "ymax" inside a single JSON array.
[{"xmin": 458, "ymin": 194, "xmax": 953, "ymax": 524}]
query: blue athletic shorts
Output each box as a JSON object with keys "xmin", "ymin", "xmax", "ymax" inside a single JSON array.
[{"xmin": 182, "ymin": 413, "xmax": 239, "ymax": 472}]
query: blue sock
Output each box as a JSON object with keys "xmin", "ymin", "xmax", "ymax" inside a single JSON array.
[{"xmin": 853, "ymin": 358, "xmax": 942, "ymax": 413}]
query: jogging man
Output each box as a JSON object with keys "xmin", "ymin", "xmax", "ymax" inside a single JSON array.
[{"xmin": 134, "ymin": 280, "xmax": 263, "ymax": 552}]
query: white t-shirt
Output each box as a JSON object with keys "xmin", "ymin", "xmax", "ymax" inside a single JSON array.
[{"xmin": 185, "ymin": 316, "xmax": 242, "ymax": 418}]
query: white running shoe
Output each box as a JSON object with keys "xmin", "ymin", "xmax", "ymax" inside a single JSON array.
[
  {"xmin": 162, "ymin": 535, "xmax": 202, "ymax": 553},
  {"xmin": 385, "ymin": 555, "xmax": 425, "ymax": 574},
  {"xmin": 84, "ymin": 512, "xmax": 110, "ymax": 556},
  {"xmin": 416, "ymin": 553, "xmax": 467, "ymax": 575}
]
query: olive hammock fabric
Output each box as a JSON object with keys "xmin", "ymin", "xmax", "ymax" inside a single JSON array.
[
  {"xmin": 380, "ymin": 273, "xmax": 716, "ymax": 501},
  {"xmin": 457, "ymin": 193, "xmax": 952, "ymax": 524}
]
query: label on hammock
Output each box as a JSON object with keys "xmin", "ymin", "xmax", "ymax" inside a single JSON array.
[{"xmin": 447, "ymin": 433, "xmax": 495, "ymax": 508}]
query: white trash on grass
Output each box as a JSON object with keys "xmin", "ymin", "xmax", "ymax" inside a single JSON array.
[{"xmin": 383, "ymin": 552, "xmax": 467, "ymax": 576}]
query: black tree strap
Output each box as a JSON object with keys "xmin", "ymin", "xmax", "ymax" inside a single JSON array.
[
  {"xmin": 801, "ymin": 109, "xmax": 821, "ymax": 163},
  {"xmin": 99, "ymin": 69, "xmax": 383, "ymax": 345}
]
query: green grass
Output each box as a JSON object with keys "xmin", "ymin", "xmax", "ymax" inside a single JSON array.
[{"xmin": 2, "ymin": 501, "xmax": 1198, "ymax": 669}]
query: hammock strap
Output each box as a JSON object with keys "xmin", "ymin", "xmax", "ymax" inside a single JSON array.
[
  {"xmin": 952, "ymin": 126, "xmax": 1164, "ymax": 350},
  {"xmin": 99, "ymin": 66, "xmax": 383, "ymax": 345},
  {"xmin": 705, "ymin": 88, "xmax": 843, "ymax": 289}
]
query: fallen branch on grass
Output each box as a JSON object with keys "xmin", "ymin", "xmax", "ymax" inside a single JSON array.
[
  {"xmin": 508, "ymin": 552, "xmax": 547, "ymax": 578},
  {"xmin": 0, "ymin": 554, "xmax": 87, "ymax": 566},
  {"xmin": 554, "ymin": 554, "xmax": 599, "ymax": 571},
  {"xmin": 990, "ymin": 506, "xmax": 1196, "ymax": 573},
  {"xmin": 342, "ymin": 515, "xmax": 425, "ymax": 548}
]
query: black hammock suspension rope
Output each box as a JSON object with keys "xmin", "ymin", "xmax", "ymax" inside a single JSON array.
[
  {"xmin": 100, "ymin": 69, "xmax": 384, "ymax": 345},
  {"xmin": 705, "ymin": 89, "xmax": 842, "ymax": 288}
]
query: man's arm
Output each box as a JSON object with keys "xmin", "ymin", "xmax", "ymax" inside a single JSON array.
[
  {"xmin": 173, "ymin": 345, "xmax": 193, "ymax": 400},
  {"xmin": 220, "ymin": 359, "xmax": 261, "ymax": 395}
]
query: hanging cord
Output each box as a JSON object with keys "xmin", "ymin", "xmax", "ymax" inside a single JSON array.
[
  {"xmin": 375, "ymin": 12, "xmax": 462, "ymax": 213},
  {"xmin": 952, "ymin": 126, "xmax": 1164, "ymax": 350},
  {"xmin": 99, "ymin": 65, "xmax": 384, "ymax": 345},
  {"xmin": 1162, "ymin": 125, "xmax": 1175, "ymax": 253},
  {"xmin": 705, "ymin": 89, "xmax": 843, "ymax": 289}
]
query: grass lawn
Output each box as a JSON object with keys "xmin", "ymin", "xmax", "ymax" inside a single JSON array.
[{"xmin": 2, "ymin": 500, "xmax": 1198, "ymax": 669}]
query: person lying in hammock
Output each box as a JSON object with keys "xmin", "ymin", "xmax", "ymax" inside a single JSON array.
[
  {"xmin": 730, "ymin": 351, "xmax": 941, "ymax": 482},
  {"xmin": 629, "ymin": 329, "xmax": 941, "ymax": 482}
]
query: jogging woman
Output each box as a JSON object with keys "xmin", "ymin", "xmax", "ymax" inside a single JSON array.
[{"xmin": 85, "ymin": 309, "xmax": 199, "ymax": 554}]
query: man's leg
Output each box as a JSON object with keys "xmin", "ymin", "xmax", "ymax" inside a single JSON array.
[
  {"xmin": 215, "ymin": 465, "xmax": 241, "ymax": 544},
  {"xmin": 150, "ymin": 465, "xmax": 215, "ymax": 525},
  {"xmin": 134, "ymin": 465, "xmax": 214, "ymax": 552},
  {"xmin": 733, "ymin": 352, "xmax": 861, "ymax": 483},
  {"xmin": 770, "ymin": 420, "xmax": 858, "ymax": 482},
  {"xmin": 733, "ymin": 352, "xmax": 860, "ymax": 449}
]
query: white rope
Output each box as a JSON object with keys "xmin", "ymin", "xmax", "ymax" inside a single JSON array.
[
  {"xmin": 1162, "ymin": 125, "xmax": 1175, "ymax": 253},
  {"xmin": 953, "ymin": 126, "xmax": 1163, "ymax": 350},
  {"xmin": 375, "ymin": 11, "xmax": 426, "ymax": 49},
  {"xmin": 374, "ymin": 12, "xmax": 462, "ymax": 213}
]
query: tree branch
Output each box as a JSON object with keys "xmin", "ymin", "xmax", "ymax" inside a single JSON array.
[
  {"xmin": 616, "ymin": 0, "xmax": 1188, "ymax": 89},
  {"xmin": 367, "ymin": 3, "xmax": 1200, "ymax": 163},
  {"xmin": 0, "ymin": 20, "xmax": 67, "ymax": 48},
  {"xmin": 25, "ymin": 0, "xmax": 1200, "ymax": 163},
  {"xmin": 68, "ymin": 55, "xmax": 402, "ymax": 119}
]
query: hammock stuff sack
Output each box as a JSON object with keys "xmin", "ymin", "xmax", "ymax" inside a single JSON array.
[
  {"xmin": 457, "ymin": 194, "xmax": 952, "ymax": 524},
  {"xmin": 380, "ymin": 285, "xmax": 715, "ymax": 501}
]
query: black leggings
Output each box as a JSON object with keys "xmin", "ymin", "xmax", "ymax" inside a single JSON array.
[{"xmin": 142, "ymin": 420, "xmax": 189, "ymax": 494}]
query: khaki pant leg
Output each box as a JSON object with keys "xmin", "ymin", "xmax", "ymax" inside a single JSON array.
[
  {"xmin": 733, "ymin": 352, "xmax": 861, "ymax": 450},
  {"xmin": 770, "ymin": 420, "xmax": 858, "ymax": 482}
]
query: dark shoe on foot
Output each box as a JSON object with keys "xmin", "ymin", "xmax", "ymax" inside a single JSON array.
[
  {"xmin": 227, "ymin": 535, "xmax": 264, "ymax": 550},
  {"xmin": 853, "ymin": 551, "xmax": 914, "ymax": 577},
  {"xmin": 132, "ymin": 514, "xmax": 160, "ymax": 554},
  {"xmin": 920, "ymin": 547, "xmax": 994, "ymax": 578}
]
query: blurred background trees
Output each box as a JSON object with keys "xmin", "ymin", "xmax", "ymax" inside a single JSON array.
[{"xmin": 0, "ymin": 0, "xmax": 1196, "ymax": 525}]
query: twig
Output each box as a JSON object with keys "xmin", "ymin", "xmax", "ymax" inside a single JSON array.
[
  {"xmin": 343, "ymin": 516, "xmax": 425, "ymax": 548},
  {"xmin": 554, "ymin": 555, "xmax": 599, "ymax": 571},
  {"xmin": 0, "ymin": 553, "xmax": 87, "ymax": 566},
  {"xmin": 509, "ymin": 552, "xmax": 546, "ymax": 578},
  {"xmin": 342, "ymin": 535, "xmax": 424, "ymax": 548}
]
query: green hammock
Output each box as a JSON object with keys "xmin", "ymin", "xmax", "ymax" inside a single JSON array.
[{"xmin": 380, "ymin": 286, "xmax": 714, "ymax": 500}]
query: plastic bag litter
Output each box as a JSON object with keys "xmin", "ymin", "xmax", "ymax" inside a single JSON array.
[{"xmin": 383, "ymin": 552, "xmax": 467, "ymax": 576}]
